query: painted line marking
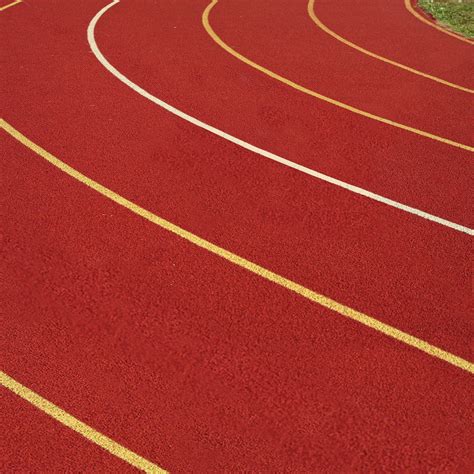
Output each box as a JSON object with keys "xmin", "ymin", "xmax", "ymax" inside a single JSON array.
[
  {"xmin": 0, "ymin": 0, "xmax": 21, "ymax": 12},
  {"xmin": 308, "ymin": 0, "xmax": 472, "ymax": 93},
  {"xmin": 2, "ymin": 118, "xmax": 473, "ymax": 375},
  {"xmin": 88, "ymin": 0, "xmax": 472, "ymax": 236},
  {"xmin": 0, "ymin": 371, "xmax": 166, "ymax": 473},
  {"xmin": 404, "ymin": 0, "xmax": 473, "ymax": 45},
  {"xmin": 203, "ymin": 0, "xmax": 473, "ymax": 152}
]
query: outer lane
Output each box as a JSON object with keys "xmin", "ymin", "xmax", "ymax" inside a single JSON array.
[
  {"xmin": 205, "ymin": 0, "xmax": 472, "ymax": 147},
  {"xmin": 312, "ymin": 0, "xmax": 473, "ymax": 89}
]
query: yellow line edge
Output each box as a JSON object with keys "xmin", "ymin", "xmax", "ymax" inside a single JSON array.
[
  {"xmin": 0, "ymin": 0, "xmax": 22, "ymax": 12},
  {"xmin": 1, "ymin": 118, "xmax": 473, "ymax": 377},
  {"xmin": 202, "ymin": 0, "xmax": 473, "ymax": 153},
  {"xmin": 308, "ymin": 0, "xmax": 473, "ymax": 94},
  {"xmin": 0, "ymin": 371, "xmax": 166, "ymax": 473},
  {"xmin": 404, "ymin": 0, "xmax": 474, "ymax": 45}
]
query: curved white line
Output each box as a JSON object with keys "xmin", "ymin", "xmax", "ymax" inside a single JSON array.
[{"xmin": 87, "ymin": 0, "xmax": 472, "ymax": 236}]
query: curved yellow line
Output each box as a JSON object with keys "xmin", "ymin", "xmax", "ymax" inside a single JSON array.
[
  {"xmin": 203, "ymin": 0, "xmax": 473, "ymax": 153},
  {"xmin": 0, "ymin": 371, "xmax": 165, "ymax": 472},
  {"xmin": 0, "ymin": 0, "xmax": 22, "ymax": 12},
  {"xmin": 1, "ymin": 118, "xmax": 473, "ymax": 375},
  {"xmin": 404, "ymin": 0, "xmax": 473, "ymax": 45},
  {"xmin": 308, "ymin": 0, "xmax": 473, "ymax": 94}
]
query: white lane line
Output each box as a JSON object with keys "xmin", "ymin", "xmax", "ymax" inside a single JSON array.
[{"xmin": 87, "ymin": 0, "xmax": 473, "ymax": 236}]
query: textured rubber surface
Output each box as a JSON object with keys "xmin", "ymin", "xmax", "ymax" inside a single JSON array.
[
  {"xmin": 1, "ymin": 387, "xmax": 135, "ymax": 473},
  {"xmin": 2, "ymin": 0, "xmax": 473, "ymax": 471},
  {"xmin": 313, "ymin": 0, "xmax": 473, "ymax": 88}
]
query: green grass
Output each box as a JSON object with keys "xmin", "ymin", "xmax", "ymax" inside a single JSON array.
[{"xmin": 418, "ymin": 0, "xmax": 474, "ymax": 38}]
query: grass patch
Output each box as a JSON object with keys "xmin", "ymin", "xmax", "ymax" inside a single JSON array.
[{"xmin": 418, "ymin": 0, "xmax": 474, "ymax": 38}]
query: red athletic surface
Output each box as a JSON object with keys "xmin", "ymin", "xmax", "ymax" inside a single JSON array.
[
  {"xmin": 209, "ymin": 0, "xmax": 472, "ymax": 144},
  {"xmin": 1, "ymin": 388, "xmax": 134, "ymax": 472},
  {"xmin": 1, "ymin": 0, "xmax": 473, "ymax": 471},
  {"xmin": 314, "ymin": 0, "xmax": 474, "ymax": 89}
]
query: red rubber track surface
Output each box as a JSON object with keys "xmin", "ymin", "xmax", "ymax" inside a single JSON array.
[
  {"xmin": 313, "ymin": 0, "xmax": 473, "ymax": 88},
  {"xmin": 99, "ymin": 0, "xmax": 474, "ymax": 227},
  {"xmin": 2, "ymin": 0, "xmax": 473, "ymax": 471},
  {"xmin": 1, "ymin": 388, "xmax": 135, "ymax": 472},
  {"xmin": 208, "ymin": 0, "xmax": 472, "ymax": 144}
]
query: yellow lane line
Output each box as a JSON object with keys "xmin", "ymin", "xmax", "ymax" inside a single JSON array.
[
  {"xmin": 202, "ymin": 0, "xmax": 473, "ymax": 153},
  {"xmin": 308, "ymin": 0, "xmax": 472, "ymax": 94},
  {"xmin": 0, "ymin": 0, "xmax": 21, "ymax": 12},
  {"xmin": 404, "ymin": 0, "xmax": 473, "ymax": 45},
  {"xmin": 0, "ymin": 371, "xmax": 166, "ymax": 473},
  {"xmin": 2, "ymin": 118, "xmax": 473, "ymax": 375}
]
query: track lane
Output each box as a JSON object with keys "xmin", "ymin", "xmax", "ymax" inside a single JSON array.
[
  {"xmin": 206, "ymin": 0, "xmax": 473, "ymax": 148},
  {"xmin": 1, "ymin": 0, "xmax": 472, "ymax": 360},
  {"xmin": 307, "ymin": 0, "xmax": 472, "ymax": 93},
  {"xmin": 2, "ymin": 134, "xmax": 473, "ymax": 472},
  {"xmin": 89, "ymin": 0, "xmax": 471, "ymax": 235},
  {"xmin": 313, "ymin": 0, "xmax": 473, "ymax": 88},
  {"xmin": 4, "ymin": 118, "xmax": 472, "ymax": 373},
  {"xmin": 94, "ymin": 0, "xmax": 473, "ymax": 229}
]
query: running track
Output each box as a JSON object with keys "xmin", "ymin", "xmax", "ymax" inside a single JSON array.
[{"xmin": 1, "ymin": 0, "xmax": 473, "ymax": 471}]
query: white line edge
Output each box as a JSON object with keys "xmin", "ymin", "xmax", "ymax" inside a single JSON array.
[{"xmin": 87, "ymin": 0, "xmax": 473, "ymax": 236}]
